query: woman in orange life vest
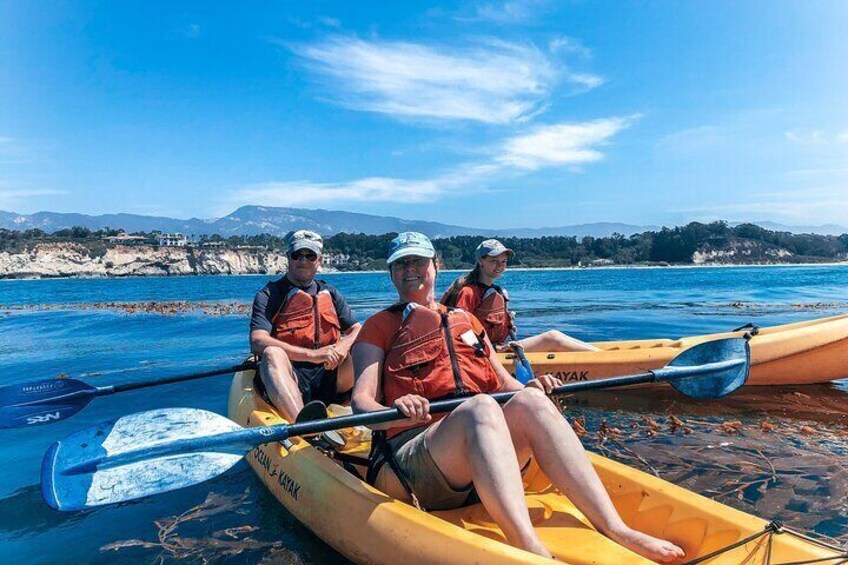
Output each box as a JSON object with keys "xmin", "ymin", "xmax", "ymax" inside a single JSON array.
[
  {"xmin": 352, "ymin": 232, "xmax": 683, "ymax": 563},
  {"xmin": 442, "ymin": 239, "xmax": 600, "ymax": 353}
]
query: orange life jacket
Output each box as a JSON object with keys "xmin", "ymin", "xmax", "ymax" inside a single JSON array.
[
  {"xmin": 474, "ymin": 286, "xmax": 514, "ymax": 345},
  {"xmin": 382, "ymin": 304, "xmax": 501, "ymax": 438},
  {"xmin": 271, "ymin": 285, "xmax": 341, "ymax": 349}
]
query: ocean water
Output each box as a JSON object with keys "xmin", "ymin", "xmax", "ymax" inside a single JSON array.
[{"xmin": 1, "ymin": 265, "xmax": 846, "ymax": 564}]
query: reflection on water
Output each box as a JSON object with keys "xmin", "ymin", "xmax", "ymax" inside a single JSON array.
[{"xmin": 0, "ymin": 484, "xmax": 88, "ymax": 540}]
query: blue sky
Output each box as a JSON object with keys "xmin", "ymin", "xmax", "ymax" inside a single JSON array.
[{"xmin": 1, "ymin": 1, "xmax": 847, "ymax": 229}]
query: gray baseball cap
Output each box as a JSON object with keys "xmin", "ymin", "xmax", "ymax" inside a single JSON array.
[
  {"xmin": 475, "ymin": 239, "xmax": 514, "ymax": 259},
  {"xmin": 287, "ymin": 230, "xmax": 323, "ymax": 255}
]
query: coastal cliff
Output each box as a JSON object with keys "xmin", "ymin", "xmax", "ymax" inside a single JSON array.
[
  {"xmin": 691, "ymin": 239, "xmax": 794, "ymax": 265},
  {"xmin": 0, "ymin": 243, "xmax": 292, "ymax": 278}
]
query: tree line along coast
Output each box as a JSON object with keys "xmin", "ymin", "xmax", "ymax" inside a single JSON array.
[{"xmin": 1, "ymin": 221, "xmax": 847, "ymax": 273}]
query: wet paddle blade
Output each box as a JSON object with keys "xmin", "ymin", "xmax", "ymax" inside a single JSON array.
[
  {"xmin": 42, "ymin": 408, "xmax": 244, "ymax": 511},
  {"xmin": 514, "ymin": 357, "xmax": 534, "ymax": 384},
  {"xmin": 0, "ymin": 378, "xmax": 98, "ymax": 429},
  {"xmin": 659, "ymin": 338, "xmax": 750, "ymax": 399}
]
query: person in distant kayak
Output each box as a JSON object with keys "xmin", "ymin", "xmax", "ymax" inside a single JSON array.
[
  {"xmin": 441, "ymin": 238, "xmax": 600, "ymax": 352},
  {"xmin": 352, "ymin": 232, "xmax": 684, "ymax": 562},
  {"xmin": 250, "ymin": 230, "xmax": 361, "ymax": 422}
]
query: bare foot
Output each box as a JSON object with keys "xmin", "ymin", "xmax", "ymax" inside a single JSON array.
[
  {"xmin": 610, "ymin": 528, "xmax": 685, "ymax": 563},
  {"xmin": 516, "ymin": 538, "xmax": 553, "ymax": 560}
]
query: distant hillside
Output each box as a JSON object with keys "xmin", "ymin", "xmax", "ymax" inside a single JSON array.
[
  {"xmin": 733, "ymin": 221, "xmax": 848, "ymax": 236},
  {"xmin": 0, "ymin": 206, "xmax": 658, "ymax": 238},
  {"xmin": 0, "ymin": 210, "xmax": 209, "ymax": 235},
  {"xmin": 3, "ymin": 206, "xmax": 845, "ymax": 239},
  {"xmin": 2, "ymin": 220, "xmax": 846, "ymax": 277}
]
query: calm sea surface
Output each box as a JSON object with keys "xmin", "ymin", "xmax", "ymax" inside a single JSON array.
[{"xmin": 1, "ymin": 266, "xmax": 847, "ymax": 564}]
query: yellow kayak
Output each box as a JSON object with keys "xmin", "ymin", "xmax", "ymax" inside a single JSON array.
[
  {"xmin": 228, "ymin": 369, "xmax": 844, "ymax": 565},
  {"xmin": 498, "ymin": 313, "xmax": 848, "ymax": 386}
]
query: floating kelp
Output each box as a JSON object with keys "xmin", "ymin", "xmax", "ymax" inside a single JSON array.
[
  {"xmin": 560, "ymin": 399, "xmax": 848, "ymax": 544},
  {"xmin": 2, "ymin": 301, "xmax": 251, "ymax": 317},
  {"xmin": 101, "ymin": 489, "xmax": 304, "ymax": 564},
  {"xmin": 723, "ymin": 301, "xmax": 848, "ymax": 311}
]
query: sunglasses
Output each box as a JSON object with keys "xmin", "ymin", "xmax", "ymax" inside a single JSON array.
[
  {"xmin": 289, "ymin": 250, "xmax": 319, "ymax": 262},
  {"xmin": 390, "ymin": 256, "xmax": 431, "ymax": 271}
]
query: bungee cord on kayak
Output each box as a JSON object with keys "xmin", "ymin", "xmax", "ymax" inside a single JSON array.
[{"xmin": 682, "ymin": 522, "xmax": 848, "ymax": 565}]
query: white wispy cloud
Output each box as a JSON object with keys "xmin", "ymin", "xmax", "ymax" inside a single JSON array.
[
  {"xmin": 679, "ymin": 186, "xmax": 848, "ymax": 225},
  {"xmin": 655, "ymin": 125, "xmax": 726, "ymax": 156},
  {"xmin": 231, "ymin": 161, "xmax": 510, "ymax": 207},
  {"xmin": 233, "ymin": 177, "xmax": 449, "ymax": 207},
  {"xmin": 549, "ymin": 36, "xmax": 591, "ymax": 58},
  {"xmin": 289, "ymin": 35, "xmax": 599, "ymax": 124},
  {"xmin": 0, "ymin": 189, "xmax": 66, "ymax": 198},
  {"xmin": 497, "ymin": 117, "xmax": 635, "ymax": 170},
  {"xmin": 231, "ymin": 116, "xmax": 631, "ymax": 207},
  {"xmin": 317, "ymin": 16, "xmax": 341, "ymax": 29},
  {"xmin": 785, "ymin": 129, "xmax": 828, "ymax": 145},
  {"xmin": 567, "ymin": 72, "xmax": 604, "ymax": 91},
  {"xmin": 470, "ymin": 0, "xmax": 548, "ymax": 24},
  {"xmin": 0, "ymin": 188, "xmax": 67, "ymax": 210},
  {"xmin": 785, "ymin": 128, "xmax": 848, "ymax": 145}
]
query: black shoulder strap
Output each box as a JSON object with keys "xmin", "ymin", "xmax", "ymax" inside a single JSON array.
[{"xmin": 367, "ymin": 430, "xmax": 424, "ymax": 511}]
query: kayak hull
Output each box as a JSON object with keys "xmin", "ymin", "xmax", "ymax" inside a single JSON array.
[
  {"xmin": 498, "ymin": 314, "xmax": 848, "ymax": 385},
  {"xmin": 228, "ymin": 370, "xmax": 842, "ymax": 564}
]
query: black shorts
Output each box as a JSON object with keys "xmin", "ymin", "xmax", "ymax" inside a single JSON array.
[{"xmin": 291, "ymin": 361, "xmax": 339, "ymax": 405}]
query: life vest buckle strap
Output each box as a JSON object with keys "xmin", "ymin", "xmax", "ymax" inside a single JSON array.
[{"xmin": 441, "ymin": 312, "xmax": 466, "ymax": 396}]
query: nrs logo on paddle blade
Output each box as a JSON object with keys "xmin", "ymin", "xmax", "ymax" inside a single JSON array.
[{"xmin": 27, "ymin": 412, "xmax": 62, "ymax": 425}]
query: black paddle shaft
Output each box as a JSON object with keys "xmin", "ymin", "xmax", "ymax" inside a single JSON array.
[
  {"xmin": 108, "ymin": 361, "xmax": 257, "ymax": 394},
  {"xmin": 279, "ymin": 371, "xmax": 658, "ymax": 439}
]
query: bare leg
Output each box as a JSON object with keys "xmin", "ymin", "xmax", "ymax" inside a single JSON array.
[
  {"xmin": 425, "ymin": 395, "xmax": 551, "ymax": 557},
  {"xmin": 259, "ymin": 346, "xmax": 303, "ymax": 422},
  {"xmin": 502, "ymin": 388, "xmax": 685, "ymax": 563},
  {"xmin": 336, "ymin": 354, "xmax": 354, "ymax": 394},
  {"xmin": 519, "ymin": 329, "xmax": 600, "ymax": 352}
]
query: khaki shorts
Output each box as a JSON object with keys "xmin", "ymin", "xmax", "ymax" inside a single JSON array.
[{"xmin": 376, "ymin": 426, "xmax": 474, "ymax": 511}]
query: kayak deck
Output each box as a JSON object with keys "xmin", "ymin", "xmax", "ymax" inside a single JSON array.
[
  {"xmin": 498, "ymin": 313, "xmax": 848, "ymax": 385},
  {"xmin": 228, "ymin": 370, "xmax": 844, "ymax": 564}
]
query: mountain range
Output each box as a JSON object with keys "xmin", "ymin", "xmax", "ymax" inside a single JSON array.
[{"xmin": 1, "ymin": 206, "xmax": 845, "ymax": 239}]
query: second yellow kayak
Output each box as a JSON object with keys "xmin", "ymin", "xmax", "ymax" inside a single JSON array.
[{"xmin": 498, "ymin": 313, "xmax": 848, "ymax": 386}]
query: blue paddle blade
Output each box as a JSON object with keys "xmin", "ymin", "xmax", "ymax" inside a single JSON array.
[
  {"xmin": 0, "ymin": 378, "xmax": 98, "ymax": 429},
  {"xmin": 514, "ymin": 357, "xmax": 534, "ymax": 384},
  {"xmin": 657, "ymin": 338, "xmax": 750, "ymax": 399},
  {"xmin": 42, "ymin": 408, "xmax": 244, "ymax": 511}
]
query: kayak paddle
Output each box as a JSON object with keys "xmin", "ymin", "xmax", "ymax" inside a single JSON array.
[
  {"xmin": 0, "ymin": 361, "xmax": 257, "ymax": 429},
  {"xmin": 507, "ymin": 329, "xmax": 535, "ymax": 384},
  {"xmin": 42, "ymin": 337, "xmax": 748, "ymax": 511}
]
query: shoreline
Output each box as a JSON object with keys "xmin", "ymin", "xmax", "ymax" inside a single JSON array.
[
  {"xmin": 4, "ymin": 260, "xmax": 847, "ymax": 281},
  {"xmin": 4, "ymin": 299, "xmax": 847, "ymax": 316}
]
